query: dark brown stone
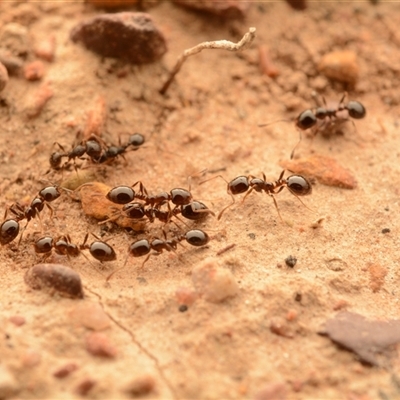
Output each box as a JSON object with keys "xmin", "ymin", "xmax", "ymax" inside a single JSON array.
[{"xmin": 70, "ymin": 12, "xmax": 167, "ymax": 64}]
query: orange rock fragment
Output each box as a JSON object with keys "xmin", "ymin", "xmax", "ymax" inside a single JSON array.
[
  {"xmin": 368, "ymin": 264, "xmax": 387, "ymax": 293},
  {"xmin": 318, "ymin": 50, "xmax": 359, "ymax": 85},
  {"xmin": 24, "ymin": 82, "xmax": 53, "ymax": 118},
  {"xmin": 83, "ymin": 96, "xmax": 107, "ymax": 139},
  {"xmin": 34, "ymin": 36, "xmax": 56, "ymax": 62},
  {"xmin": 79, "ymin": 182, "xmax": 145, "ymax": 231},
  {"xmin": 280, "ymin": 155, "xmax": 357, "ymax": 189},
  {"xmin": 24, "ymin": 60, "xmax": 45, "ymax": 81}
]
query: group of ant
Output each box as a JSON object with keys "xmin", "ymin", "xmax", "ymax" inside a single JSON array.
[{"xmin": 1, "ymin": 93, "xmax": 366, "ymax": 274}]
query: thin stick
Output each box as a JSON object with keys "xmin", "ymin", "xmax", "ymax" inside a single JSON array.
[{"xmin": 159, "ymin": 27, "xmax": 257, "ymax": 95}]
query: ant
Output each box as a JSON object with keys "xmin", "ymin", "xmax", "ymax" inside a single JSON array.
[
  {"xmin": 34, "ymin": 233, "xmax": 116, "ymax": 263},
  {"xmin": 49, "ymin": 133, "xmax": 145, "ymax": 171},
  {"xmin": 295, "ymin": 93, "xmax": 366, "ymax": 133},
  {"xmin": 128, "ymin": 229, "xmax": 209, "ymax": 266},
  {"xmin": 3, "ymin": 185, "xmax": 63, "ymax": 245},
  {"xmin": 259, "ymin": 93, "xmax": 366, "ymax": 137},
  {"xmin": 106, "ymin": 229, "xmax": 210, "ymax": 280},
  {"xmin": 202, "ymin": 170, "xmax": 312, "ymax": 221}
]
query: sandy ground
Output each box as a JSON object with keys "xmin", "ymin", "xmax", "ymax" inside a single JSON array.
[{"xmin": 1, "ymin": 1, "xmax": 400, "ymax": 399}]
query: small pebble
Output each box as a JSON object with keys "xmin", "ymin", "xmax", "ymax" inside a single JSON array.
[
  {"xmin": 269, "ymin": 317, "xmax": 293, "ymax": 338},
  {"xmin": 381, "ymin": 228, "xmax": 390, "ymax": 234},
  {"xmin": 172, "ymin": 0, "xmax": 250, "ymax": 18},
  {"xmin": 179, "ymin": 305, "xmax": 188, "ymax": 312},
  {"xmin": 254, "ymin": 382, "xmax": 288, "ymax": 400},
  {"xmin": 24, "ymin": 263, "xmax": 84, "ymax": 299},
  {"xmin": 75, "ymin": 378, "xmax": 96, "ymax": 396},
  {"xmin": 0, "ymin": 62, "xmax": 8, "ymax": 92},
  {"xmin": 281, "ymin": 155, "xmax": 357, "ymax": 189},
  {"xmin": 33, "ymin": 36, "xmax": 56, "ymax": 62},
  {"xmin": 318, "ymin": 50, "xmax": 360, "ymax": 85},
  {"xmin": 368, "ymin": 264, "xmax": 387, "ymax": 293},
  {"xmin": 53, "ymin": 362, "xmax": 79, "ymax": 379},
  {"xmin": 85, "ymin": 332, "xmax": 117, "ymax": 358},
  {"xmin": 70, "ymin": 302, "xmax": 111, "ymax": 331},
  {"xmin": 125, "ymin": 374, "xmax": 156, "ymax": 397},
  {"xmin": 285, "ymin": 255, "xmax": 297, "ymax": 268},
  {"xmin": 24, "ymin": 60, "xmax": 45, "ymax": 81},
  {"xmin": 175, "ymin": 286, "xmax": 198, "ymax": 306},
  {"xmin": 192, "ymin": 257, "xmax": 239, "ymax": 303},
  {"xmin": 0, "ymin": 365, "xmax": 19, "ymax": 399},
  {"xmin": 21, "ymin": 349, "xmax": 41, "ymax": 368},
  {"xmin": 9, "ymin": 315, "xmax": 26, "ymax": 326},
  {"xmin": 258, "ymin": 45, "xmax": 279, "ymax": 78},
  {"xmin": 70, "ymin": 12, "xmax": 167, "ymax": 64},
  {"xmin": 0, "ymin": 49, "xmax": 23, "ymax": 74}
]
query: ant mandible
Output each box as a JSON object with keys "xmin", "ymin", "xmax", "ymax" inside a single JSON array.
[{"xmin": 203, "ymin": 170, "xmax": 312, "ymax": 221}]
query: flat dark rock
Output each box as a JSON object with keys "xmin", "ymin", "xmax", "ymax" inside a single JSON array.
[
  {"xmin": 324, "ymin": 311, "xmax": 400, "ymax": 366},
  {"xmin": 70, "ymin": 12, "xmax": 167, "ymax": 64}
]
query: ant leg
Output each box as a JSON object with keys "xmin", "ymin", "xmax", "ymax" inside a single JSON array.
[
  {"xmin": 199, "ymin": 174, "xmax": 228, "ymax": 186},
  {"xmin": 290, "ymin": 131, "xmax": 303, "ymax": 160},
  {"xmin": 217, "ymin": 191, "xmax": 236, "ymax": 220},
  {"xmin": 269, "ymin": 194, "xmax": 284, "ymax": 223}
]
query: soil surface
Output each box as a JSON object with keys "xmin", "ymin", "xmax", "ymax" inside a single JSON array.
[{"xmin": 1, "ymin": 1, "xmax": 400, "ymax": 399}]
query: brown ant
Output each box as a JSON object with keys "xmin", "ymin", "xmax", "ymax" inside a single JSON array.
[
  {"xmin": 202, "ymin": 170, "xmax": 312, "ymax": 221},
  {"xmin": 295, "ymin": 93, "xmax": 366, "ymax": 132},
  {"xmin": 107, "ymin": 229, "xmax": 210, "ymax": 280},
  {"xmin": 259, "ymin": 93, "xmax": 366, "ymax": 136},
  {"xmin": 34, "ymin": 233, "xmax": 116, "ymax": 263},
  {"xmin": 49, "ymin": 133, "xmax": 145, "ymax": 171}
]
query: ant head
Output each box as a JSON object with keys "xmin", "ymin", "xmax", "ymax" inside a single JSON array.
[
  {"xmin": 286, "ymin": 175, "xmax": 312, "ymax": 196},
  {"xmin": 346, "ymin": 101, "xmax": 366, "ymax": 119},
  {"xmin": 106, "ymin": 186, "xmax": 135, "ymax": 205},
  {"xmin": 296, "ymin": 110, "xmax": 317, "ymax": 130},
  {"xmin": 185, "ymin": 229, "xmax": 210, "ymax": 247}
]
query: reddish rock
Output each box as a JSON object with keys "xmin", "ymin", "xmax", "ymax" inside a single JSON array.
[
  {"xmin": 280, "ymin": 155, "xmax": 357, "ymax": 189},
  {"xmin": 24, "ymin": 60, "xmax": 45, "ymax": 81},
  {"xmin": 175, "ymin": 286, "xmax": 198, "ymax": 306},
  {"xmin": 86, "ymin": 332, "xmax": 117, "ymax": 358},
  {"xmin": 284, "ymin": 0, "xmax": 307, "ymax": 10},
  {"xmin": 125, "ymin": 375, "xmax": 156, "ymax": 396},
  {"xmin": 24, "ymin": 263, "xmax": 84, "ymax": 299},
  {"xmin": 53, "ymin": 363, "xmax": 79, "ymax": 379},
  {"xmin": 172, "ymin": 0, "xmax": 250, "ymax": 19},
  {"xmin": 24, "ymin": 82, "xmax": 53, "ymax": 118},
  {"xmin": 270, "ymin": 317, "xmax": 293, "ymax": 338},
  {"xmin": 368, "ymin": 264, "xmax": 387, "ymax": 293},
  {"xmin": 75, "ymin": 378, "xmax": 96, "ymax": 396},
  {"xmin": 70, "ymin": 12, "xmax": 167, "ymax": 64},
  {"xmin": 83, "ymin": 96, "xmax": 107, "ymax": 139},
  {"xmin": 21, "ymin": 349, "xmax": 41, "ymax": 368}
]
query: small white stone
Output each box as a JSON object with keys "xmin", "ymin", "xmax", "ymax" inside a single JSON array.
[{"xmin": 192, "ymin": 257, "xmax": 239, "ymax": 303}]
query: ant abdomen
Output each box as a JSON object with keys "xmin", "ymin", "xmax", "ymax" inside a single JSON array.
[
  {"xmin": 181, "ymin": 201, "xmax": 210, "ymax": 220},
  {"xmin": 228, "ymin": 176, "xmax": 250, "ymax": 195},
  {"xmin": 286, "ymin": 175, "xmax": 312, "ymax": 196},
  {"xmin": 89, "ymin": 241, "xmax": 116, "ymax": 262},
  {"xmin": 107, "ymin": 186, "xmax": 135, "ymax": 205},
  {"xmin": 129, "ymin": 239, "xmax": 151, "ymax": 257},
  {"xmin": 34, "ymin": 236, "xmax": 53, "ymax": 253},
  {"xmin": 345, "ymin": 101, "xmax": 366, "ymax": 119},
  {"xmin": 185, "ymin": 229, "xmax": 210, "ymax": 247},
  {"xmin": 0, "ymin": 219, "xmax": 20, "ymax": 245}
]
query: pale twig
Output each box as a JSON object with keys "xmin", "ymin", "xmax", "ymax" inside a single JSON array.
[{"xmin": 159, "ymin": 27, "xmax": 257, "ymax": 95}]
